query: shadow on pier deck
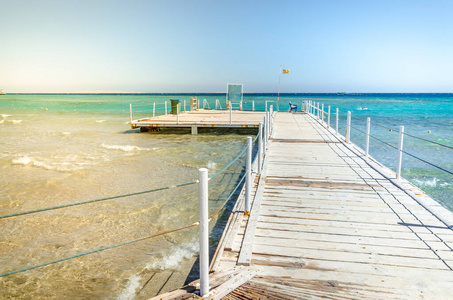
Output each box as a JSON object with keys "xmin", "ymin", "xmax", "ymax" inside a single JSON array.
[{"xmin": 152, "ymin": 112, "xmax": 453, "ymax": 299}]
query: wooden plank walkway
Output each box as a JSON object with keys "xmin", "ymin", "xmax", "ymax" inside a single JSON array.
[
  {"xmin": 131, "ymin": 110, "xmax": 266, "ymax": 133},
  {"xmin": 153, "ymin": 112, "xmax": 453, "ymax": 299}
]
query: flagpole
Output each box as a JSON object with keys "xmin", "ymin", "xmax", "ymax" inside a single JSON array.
[{"xmin": 277, "ymin": 65, "xmax": 281, "ymax": 112}]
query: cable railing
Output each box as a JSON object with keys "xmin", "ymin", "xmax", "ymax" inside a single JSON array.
[
  {"xmin": 0, "ymin": 108, "xmax": 276, "ymax": 293},
  {"xmin": 305, "ymin": 100, "xmax": 453, "ymax": 181}
]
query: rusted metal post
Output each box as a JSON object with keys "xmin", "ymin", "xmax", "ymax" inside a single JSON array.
[{"xmin": 198, "ymin": 168, "xmax": 209, "ymax": 296}]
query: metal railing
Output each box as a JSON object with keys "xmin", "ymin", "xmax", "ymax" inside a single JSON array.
[{"xmin": 305, "ymin": 100, "xmax": 453, "ymax": 180}]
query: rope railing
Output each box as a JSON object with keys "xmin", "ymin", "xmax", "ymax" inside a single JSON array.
[
  {"xmin": 306, "ymin": 101, "xmax": 452, "ymax": 176},
  {"xmin": 347, "ymin": 115, "xmax": 453, "ymax": 177},
  {"xmin": 0, "ymin": 181, "xmax": 198, "ymax": 219},
  {"xmin": 402, "ymin": 149, "xmax": 453, "ymax": 176},
  {"xmin": 1, "ymin": 115, "xmax": 271, "ymax": 281},
  {"xmin": 0, "ymin": 173, "xmax": 251, "ymax": 278},
  {"xmin": 403, "ymin": 131, "xmax": 453, "ymax": 150},
  {"xmin": 1, "ymin": 130, "xmax": 261, "ymax": 219},
  {"xmin": 0, "ymin": 222, "xmax": 199, "ymax": 277}
]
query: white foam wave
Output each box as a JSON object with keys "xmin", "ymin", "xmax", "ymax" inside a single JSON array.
[
  {"xmin": 414, "ymin": 178, "xmax": 438, "ymax": 187},
  {"xmin": 11, "ymin": 120, "xmax": 23, "ymax": 124},
  {"xmin": 357, "ymin": 107, "xmax": 369, "ymax": 110},
  {"xmin": 0, "ymin": 120, "xmax": 4, "ymax": 124},
  {"xmin": 146, "ymin": 242, "xmax": 198, "ymax": 271},
  {"xmin": 12, "ymin": 155, "xmax": 92, "ymax": 171},
  {"xmin": 207, "ymin": 161, "xmax": 217, "ymax": 170},
  {"xmin": 12, "ymin": 156, "xmax": 32, "ymax": 165},
  {"xmin": 96, "ymin": 120, "xmax": 106, "ymax": 123},
  {"xmin": 1, "ymin": 114, "xmax": 11, "ymax": 118},
  {"xmin": 115, "ymin": 274, "xmax": 141, "ymax": 300},
  {"xmin": 101, "ymin": 143, "xmax": 152, "ymax": 152}
]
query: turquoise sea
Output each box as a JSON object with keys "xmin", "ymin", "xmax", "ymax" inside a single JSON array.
[{"xmin": 0, "ymin": 93, "xmax": 452, "ymax": 299}]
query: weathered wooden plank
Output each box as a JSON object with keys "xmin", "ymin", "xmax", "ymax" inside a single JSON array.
[
  {"xmin": 253, "ymin": 235, "xmax": 438, "ymax": 259},
  {"xmin": 236, "ymin": 151, "xmax": 270, "ymax": 266}
]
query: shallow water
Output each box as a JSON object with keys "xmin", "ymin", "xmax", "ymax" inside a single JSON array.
[
  {"xmin": 0, "ymin": 95, "xmax": 253, "ymax": 298},
  {"xmin": 0, "ymin": 93, "xmax": 452, "ymax": 298}
]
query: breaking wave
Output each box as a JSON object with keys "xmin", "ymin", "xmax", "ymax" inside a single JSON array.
[
  {"xmin": 146, "ymin": 242, "xmax": 198, "ymax": 271},
  {"xmin": 101, "ymin": 143, "xmax": 153, "ymax": 152},
  {"xmin": 115, "ymin": 274, "xmax": 142, "ymax": 300}
]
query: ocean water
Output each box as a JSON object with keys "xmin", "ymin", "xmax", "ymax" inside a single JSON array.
[{"xmin": 0, "ymin": 93, "xmax": 452, "ymax": 298}]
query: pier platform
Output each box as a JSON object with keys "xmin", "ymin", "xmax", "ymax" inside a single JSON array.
[
  {"xmin": 153, "ymin": 112, "xmax": 453, "ymax": 299},
  {"xmin": 131, "ymin": 110, "xmax": 266, "ymax": 134}
]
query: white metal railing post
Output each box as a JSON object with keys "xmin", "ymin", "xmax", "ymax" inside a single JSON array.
[
  {"xmin": 321, "ymin": 103, "xmax": 324, "ymax": 123},
  {"xmin": 396, "ymin": 126, "xmax": 404, "ymax": 180},
  {"xmin": 265, "ymin": 101, "xmax": 268, "ymax": 112},
  {"xmin": 252, "ymin": 101, "xmax": 255, "ymax": 111},
  {"xmin": 258, "ymin": 122, "xmax": 263, "ymax": 174},
  {"xmin": 198, "ymin": 168, "xmax": 209, "ymax": 296},
  {"xmin": 269, "ymin": 105, "xmax": 273, "ymax": 137},
  {"xmin": 346, "ymin": 111, "xmax": 351, "ymax": 143},
  {"xmin": 165, "ymin": 101, "xmax": 167, "ymax": 115},
  {"xmin": 327, "ymin": 106, "xmax": 331, "ymax": 128},
  {"xmin": 263, "ymin": 116, "xmax": 267, "ymax": 154},
  {"xmin": 215, "ymin": 99, "xmax": 218, "ymax": 110},
  {"xmin": 265, "ymin": 112, "xmax": 269, "ymax": 149},
  {"xmin": 177, "ymin": 103, "xmax": 180, "ymax": 124},
  {"xmin": 229, "ymin": 101, "xmax": 232, "ymax": 125},
  {"xmin": 365, "ymin": 117, "xmax": 371, "ymax": 157},
  {"xmin": 335, "ymin": 108, "xmax": 339, "ymax": 135},
  {"xmin": 184, "ymin": 100, "xmax": 186, "ymax": 112},
  {"xmin": 129, "ymin": 104, "xmax": 132, "ymax": 123},
  {"xmin": 317, "ymin": 102, "xmax": 320, "ymax": 119},
  {"xmin": 245, "ymin": 136, "xmax": 252, "ymax": 215}
]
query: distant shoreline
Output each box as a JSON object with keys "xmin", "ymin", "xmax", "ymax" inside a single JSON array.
[{"xmin": 4, "ymin": 92, "xmax": 453, "ymax": 96}]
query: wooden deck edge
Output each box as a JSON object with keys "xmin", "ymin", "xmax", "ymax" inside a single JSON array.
[
  {"xmin": 237, "ymin": 148, "xmax": 271, "ymax": 266},
  {"xmin": 203, "ymin": 266, "xmax": 262, "ymax": 300},
  {"xmin": 148, "ymin": 266, "xmax": 260, "ymax": 300},
  {"xmin": 210, "ymin": 158, "xmax": 259, "ymax": 272}
]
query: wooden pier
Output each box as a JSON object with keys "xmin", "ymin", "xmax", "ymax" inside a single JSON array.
[
  {"xmin": 153, "ymin": 112, "xmax": 453, "ymax": 299},
  {"xmin": 131, "ymin": 110, "xmax": 266, "ymax": 134}
]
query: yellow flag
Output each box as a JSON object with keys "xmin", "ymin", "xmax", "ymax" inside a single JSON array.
[{"xmin": 282, "ymin": 69, "xmax": 290, "ymax": 74}]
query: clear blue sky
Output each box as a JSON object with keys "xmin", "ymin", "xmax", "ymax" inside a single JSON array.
[{"xmin": 1, "ymin": 0, "xmax": 452, "ymax": 93}]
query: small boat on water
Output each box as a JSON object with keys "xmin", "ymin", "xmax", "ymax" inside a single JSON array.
[
  {"xmin": 0, "ymin": 89, "xmax": 6, "ymax": 95},
  {"xmin": 337, "ymin": 91, "xmax": 350, "ymax": 95}
]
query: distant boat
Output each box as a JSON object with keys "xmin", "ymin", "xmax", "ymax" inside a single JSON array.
[
  {"xmin": 0, "ymin": 89, "xmax": 6, "ymax": 95},
  {"xmin": 337, "ymin": 92, "xmax": 350, "ymax": 95}
]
